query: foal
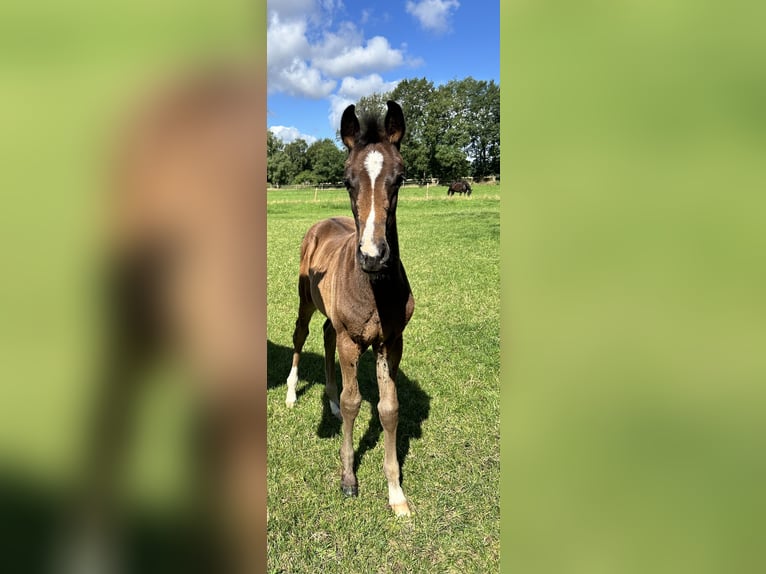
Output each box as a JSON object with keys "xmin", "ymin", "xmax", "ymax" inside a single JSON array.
[
  {"xmin": 286, "ymin": 101, "xmax": 415, "ymax": 517},
  {"xmin": 71, "ymin": 66, "xmax": 265, "ymax": 573}
]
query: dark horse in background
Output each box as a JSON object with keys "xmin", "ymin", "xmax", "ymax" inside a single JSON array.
[
  {"xmin": 448, "ymin": 180, "xmax": 472, "ymax": 196},
  {"xmin": 66, "ymin": 66, "xmax": 265, "ymax": 573},
  {"xmin": 285, "ymin": 101, "xmax": 415, "ymax": 517}
]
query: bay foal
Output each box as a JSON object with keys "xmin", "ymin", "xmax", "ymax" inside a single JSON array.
[
  {"xmin": 286, "ymin": 101, "xmax": 415, "ymax": 517},
  {"xmin": 73, "ymin": 66, "xmax": 265, "ymax": 573}
]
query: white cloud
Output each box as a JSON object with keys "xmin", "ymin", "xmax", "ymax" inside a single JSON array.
[
  {"xmin": 317, "ymin": 0, "xmax": 344, "ymax": 13},
  {"xmin": 313, "ymin": 36, "xmax": 405, "ymax": 77},
  {"xmin": 312, "ymin": 21, "xmax": 365, "ymax": 60},
  {"xmin": 271, "ymin": 59, "xmax": 337, "ymax": 99},
  {"xmin": 328, "ymin": 75, "xmax": 400, "ymax": 131},
  {"xmin": 268, "ymin": 1, "xmax": 418, "ymax": 134},
  {"xmin": 337, "ymin": 74, "xmax": 400, "ymax": 100},
  {"xmin": 267, "ymin": 14, "xmax": 338, "ymax": 98},
  {"xmin": 269, "ymin": 125, "xmax": 318, "ymax": 144},
  {"xmin": 405, "ymin": 0, "xmax": 460, "ymax": 33},
  {"xmin": 268, "ymin": 2, "xmax": 411, "ymax": 99},
  {"xmin": 266, "ymin": 14, "xmax": 310, "ymax": 71},
  {"xmin": 268, "ymin": 0, "xmax": 316, "ymax": 22},
  {"xmin": 328, "ymin": 94, "xmax": 356, "ymax": 136}
]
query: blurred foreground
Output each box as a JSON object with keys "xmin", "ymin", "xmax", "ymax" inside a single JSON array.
[
  {"xmin": 504, "ymin": 1, "xmax": 766, "ymax": 572},
  {"xmin": 0, "ymin": 3, "xmax": 266, "ymax": 573}
]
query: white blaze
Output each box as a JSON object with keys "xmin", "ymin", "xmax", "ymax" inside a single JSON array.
[{"xmin": 360, "ymin": 150, "xmax": 383, "ymax": 257}]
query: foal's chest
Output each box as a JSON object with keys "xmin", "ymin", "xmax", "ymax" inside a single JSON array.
[{"xmin": 340, "ymin": 287, "xmax": 412, "ymax": 346}]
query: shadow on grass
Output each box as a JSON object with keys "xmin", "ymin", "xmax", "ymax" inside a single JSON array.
[
  {"xmin": 0, "ymin": 467, "xmax": 216, "ymax": 574},
  {"xmin": 267, "ymin": 339, "xmax": 431, "ymax": 485}
]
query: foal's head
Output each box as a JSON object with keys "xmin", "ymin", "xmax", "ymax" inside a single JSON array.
[{"xmin": 340, "ymin": 101, "xmax": 406, "ymax": 274}]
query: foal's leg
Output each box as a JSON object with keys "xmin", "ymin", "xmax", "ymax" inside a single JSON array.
[
  {"xmin": 322, "ymin": 318, "xmax": 341, "ymax": 419},
  {"xmin": 337, "ymin": 332, "xmax": 362, "ymax": 496},
  {"xmin": 377, "ymin": 336, "xmax": 410, "ymax": 516},
  {"xmin": 286, "ymin": 298, "xmax": 315, "ymax": 407},
  {"xmin": 82, "ymin": 257, "xmax": 160, "ymax": 516},
  {"xmin": 198, "ymin": 372, "xmax": 266, "ymax": 574},
  {"xmin": 59, "ymin": 260, "xmax": 157, "ymax": 573}
]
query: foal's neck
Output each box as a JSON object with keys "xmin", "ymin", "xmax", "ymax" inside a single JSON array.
[{"xmin": 386, "ymin": 215, "xmax": 401, "ymax": 265}]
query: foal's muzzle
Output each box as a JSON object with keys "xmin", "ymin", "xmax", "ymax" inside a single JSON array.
[{"xmin": 357, "ymin": 240, "xmax": 390, "ymax": 273}]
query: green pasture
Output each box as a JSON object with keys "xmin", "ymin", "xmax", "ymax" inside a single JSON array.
[{"xmin": 266, "ymin": 184, "xmax": 500, "ymax": 572}]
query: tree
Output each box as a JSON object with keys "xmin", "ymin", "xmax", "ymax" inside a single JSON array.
[
  {"xmin": 389, "ymin": 77, "xmax": 476, "ymax": 182},
  {"xmin": 435, "ymin": 143, "xmax": 471, "ymax": 183},
  {"xmin": 267, "ymin": 129, "xmax": 283, "ymax": 156},
  {"xmin": 306, "ymin": 138, "xmax": 345, "ymax": 184},
  {"xmin": 458, "ymin": 78, "xmax": 500, "ymax": 179},
  {"xmin": 269, "ymin": 151, "xmax": 291, "ymax": 187},
  {"xmin": 427, "ymin": 84, "xmax": 471, "ymax": 181},
  {"xmin": 266, "ymin": 130, "xmax": 285, "ymax": 185},
  {"xmin": 292, "ymin": 170, "xmax": 318, "ymax": 186},
  {"xmin": 390, "ymin": 78, "xmax": 436, "ymax": 182},
  {"xmin": 283, "ymin": 138, "xmax": 309, "ymax": 184},
  {"xmin": 334, "ymin": 75, "xmax": 500, "ymax": 185}
]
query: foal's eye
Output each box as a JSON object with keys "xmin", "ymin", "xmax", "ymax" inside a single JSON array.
[{"xmin": 344, "ymin": 177, "xmax": 353, "ymax": 190}]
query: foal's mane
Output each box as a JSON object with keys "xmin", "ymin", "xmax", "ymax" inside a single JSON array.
[{"xmin": 355, "ymin": 112, "xmax": 386, "ymax": 148}]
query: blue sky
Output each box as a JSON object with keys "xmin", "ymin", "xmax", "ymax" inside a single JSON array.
[{"xmin": 267, "ymin": 0, "xmax": 499, "ymax": 144}]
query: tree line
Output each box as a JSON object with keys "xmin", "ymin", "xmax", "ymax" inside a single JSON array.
[
  {"xmin": 267, "ymin": 133, "xmax": 345, "ymax": 187},
  {"xmin": 267, "ymin": 76, "xmax": 500, "ymax": 187}
]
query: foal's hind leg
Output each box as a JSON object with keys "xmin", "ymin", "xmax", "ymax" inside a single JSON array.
[
  {"xmin": 286, "ymin": 298, "xmax": 315, "ymax": 407},
  {"xmin": 377, "ymin": 336, "xmax": 411, "ymax": 516},
  {"xmin": 322, "ymin": 319, "xmax": 341, "ymax": 419}
]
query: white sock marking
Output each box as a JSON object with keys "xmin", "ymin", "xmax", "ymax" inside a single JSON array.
[
  {"xmin": 360, "ymin": 150, "xmax": 383, "ymax": 257},
  {"xmin": 286, "ymin": 366, "xmax": 298, "ymax": 406},
  {"xmin": 388, "ymin": 483, "xmax": 409, "ymax": 516},
  {"xmin": 388, "ymin": 484, "xmax": 406, "ymax": 506}
]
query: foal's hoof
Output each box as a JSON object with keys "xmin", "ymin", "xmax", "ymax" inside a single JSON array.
[
  {"xmin": 341, "ymin": 484, "xmax": 358, "ymax": 497},
  {"xmin": 390, "ymin": 501, "xmax": 411, "ymax": 517}
]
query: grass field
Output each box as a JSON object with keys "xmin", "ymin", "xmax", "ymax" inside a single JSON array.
[{"xmin": 266, "ymin": 184, "xmax": 500, "ymax": 572}]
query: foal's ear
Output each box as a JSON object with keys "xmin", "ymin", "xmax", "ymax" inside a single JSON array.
[
  {"xmin": 384, "ymin": 100, "xmax": 405, "ymax": 148},
  {"xmin": 340, "ymin": 104, "xmax": 360, "ymax": 150}
]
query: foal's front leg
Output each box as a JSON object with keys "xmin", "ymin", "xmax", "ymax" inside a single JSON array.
[
  {"xmin": 336, "ymin": 332, "xmax": 362, "ymax": 496},
  {"xmin": 377, "ymin": 336, "xmax": 410, "ymax": 516}
]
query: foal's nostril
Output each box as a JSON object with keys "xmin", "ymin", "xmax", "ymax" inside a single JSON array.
[{"xmin": 378, "ymin": 241, "xmax": 390, "ymax": 263}]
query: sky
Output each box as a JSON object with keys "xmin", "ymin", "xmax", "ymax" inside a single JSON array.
[{"xmin": 267, "ymin": 0, "xmax": 499, "ymax": 145}]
